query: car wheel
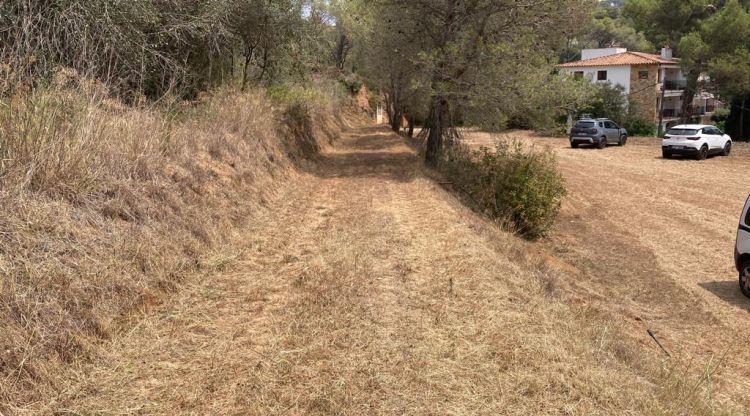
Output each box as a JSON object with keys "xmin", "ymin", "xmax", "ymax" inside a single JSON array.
[
  {"xmin": 722, "ymin": 141, "xmax": 732, "ymax": 156},
  {"xmin": 662, "ymin": 150, "xmax": 672, "ymax": 159},
  {"xmin": 696, "ymin": 145, "xmax": 708, "ymax": 160},
  {"xmin": 597, "ymin": 137, "xmax": 607, "ymax": 149},
  {"xmin": 571, "ymin": 142, "xmax": 579, "ymax": 149},
  {"xmin": 619, "ymin": 135, "xmax": 627, "ymax": 146},
  {"xmin": 739, "ymin": 260, "xmax": 750, "ymax": 298}
]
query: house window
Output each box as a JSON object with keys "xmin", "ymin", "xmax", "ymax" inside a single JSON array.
[
  {"xmin": 574, "ymin": 71, "xmax": 584, "ymax": 80},
  {"xmin": 597, "ymin": 70, "xmax": 607, "ymax": 81},
  {"xmin": 639, "ymin": 71, "xmax": 649, "ymax": 80}
]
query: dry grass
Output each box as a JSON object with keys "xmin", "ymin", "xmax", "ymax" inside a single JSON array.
[
  {"xmin": 0, "ymin": 72, "xmax": 356, "ymax": 410},
  {"xmin": 463, "ymin": 129, "xmax": 750, "ymax": 413},
  {"xmin": 0, "ymin": 79, "xmax": 742, "ymax": 413},
  {"xmin": 15, "ymin": 127, "xmax": 736, "ymax": 415}
]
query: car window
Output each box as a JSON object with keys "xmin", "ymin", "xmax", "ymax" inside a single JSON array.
[
  {"xmin": 574, "ymin": 121, "xmax": 595, "ymax": 128},
  {"xmin": 598, "ymin": 122, "xmax": 604, "ymax": 128},
  {"xmin": 666, "ymin": 128, "xmax": 700, "ymax": 136},
  {"xmin": 708, "ymin": 127, "xmax": 721, "ymax": 135},
  {"xmin": 604, "ymin": 121, "xmax": 615, "ymax": 128}
]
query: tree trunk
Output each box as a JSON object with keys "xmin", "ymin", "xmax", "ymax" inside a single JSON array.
[
  {"xmin": 741, "ymin": 97, "xmax": 746, "ymax": 141},
  {"xmin": 385, "ymin": 87, "xmax": 404, "ymax": 133},
  {"xmin": 241, "ymin": 54, "xmax": 251, "ymax": 92},
  {"xmin": 384, "ymin": 93, "xmax": 395, "ymax": 128},
  {"xmin": 390, "ymin": 107, "xmax": 403, "ymax": 132},
  {"xmin": 679, "ymin": 72, "xmax": 699, "ymax": 124},
  {"xmin": 332, "ymin": 31, "xmax": 350, "ymax": 70},
  {"xmin": 425, "ymin": 96, "xmax": 448, "ymax": 164},
  {"xmin": 407, "ymin": 115, "xmax": 415, "ymax": 138},
  {"xmin": 257, "ymin": 48, "xmax": 269, "ymax": 82}
]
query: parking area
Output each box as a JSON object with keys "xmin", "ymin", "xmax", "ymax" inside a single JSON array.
[{"xmin": 467, "ymin": 131, "xmax": 750, "ymax": 406}]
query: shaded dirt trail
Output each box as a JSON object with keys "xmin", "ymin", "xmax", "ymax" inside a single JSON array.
[{"xmin": 25, "ymin": 127, "xmax": 743, "ymax": 414}]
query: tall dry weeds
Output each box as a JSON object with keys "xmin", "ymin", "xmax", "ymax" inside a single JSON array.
[{"xmin": 0, "ymin": 72, "xmax": 352, "ymax": 409}]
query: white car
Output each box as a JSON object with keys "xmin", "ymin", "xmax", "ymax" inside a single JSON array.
[
  {"xmin": 737, "ymin": 196, "xmax": 750, "ymax": 297},
  {"xmin": 662, "ymin": 124, "xmax": 732, "ymax": 160}
]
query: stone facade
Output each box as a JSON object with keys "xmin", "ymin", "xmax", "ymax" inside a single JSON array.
[{"xmin": 628, "ymin": 65, "xmax": 660, "ymax": 123}]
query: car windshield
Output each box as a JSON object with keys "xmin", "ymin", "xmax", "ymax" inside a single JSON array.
[
  {"xmin": 667, "ymin": 128, "xmax": 700, "ymax": 136},
  {"xmin": 575, "ymin": 121, "xmax": 595, "ymax": 128}
]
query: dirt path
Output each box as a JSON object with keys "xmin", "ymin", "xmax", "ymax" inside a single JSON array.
[
  {"xmin": 26, "ymin": 127, "xmax": 544, "ymax": 414},
  {"xmin": 23, "ymin": 127, "xmax": 747, "ymax": 414}
]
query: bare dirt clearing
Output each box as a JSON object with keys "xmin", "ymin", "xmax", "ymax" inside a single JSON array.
[
  {"xmin": 467, "ymin": 131, "xmax": 750, "ymax": 409},
  {"xmin": 14, "ymin": 126, "xmax": 733, "ymax": 415}
]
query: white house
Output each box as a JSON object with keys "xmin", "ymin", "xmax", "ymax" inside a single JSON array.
[{"xmin": 557, "ymin": 47, "xmax": 721, "ymax": 131}]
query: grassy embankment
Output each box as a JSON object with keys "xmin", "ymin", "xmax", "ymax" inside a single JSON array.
[{"xmin": 0, "ymin": 70, "xmax": 360, "ymax": 408}]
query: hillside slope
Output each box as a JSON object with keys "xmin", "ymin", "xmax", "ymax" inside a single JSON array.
[
  {"xmin": 0, "ymin": 81, "xmax": 360, "ymax": 410},
  {"xmin": 18, "ymin": 127, "xmax": 730, "ymax": 415}
]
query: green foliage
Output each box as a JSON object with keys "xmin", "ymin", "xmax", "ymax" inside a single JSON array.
[
  {"xmin": 340, "ymin": 73, "xmax": 364, "ymax": 94},
  {"xmin": 624, "ymin": 0, "xmax": 750, "ymax": 138},
  {"xmin": 0, "ymin": 0, "xmax": 335, "ymax": 99},
  {"xmin": 355, "ymin": 0, "xmax": 592, "ymax": 159},
  {"xmin": 267, "ymin": 80, "xmax": 347, "ymax": 108},
  {"xmin": 726, "ymin": 97, "xmax": 750, "ymax": 140},
  {"xmin": 623, "ymin": 0, "xmax": 713, "ymax": 51},
  {"xmin": 558, "ymin": 1, "xmax": 652, "ymax": 64},
  {"xmin": 710, "ymin": 107, "xmax": 730, "ymax": 136},
  {"xmin": 588, "ymin": 8, "xmax": 653, "ymax": 51},
  {"xmin": 623, "ymin": 119, "xmax": 656, "ymax": 136},
  {"xmin": 438, "ymin": 140, "xmax": 566, "ymax": 239},
  {"xmin": 711, "ymin": 108, "xmax": 731, "ymax": 123},
  {"xmin": 577, "ymin": 82, "xmax": 628, "ymax": 122}
]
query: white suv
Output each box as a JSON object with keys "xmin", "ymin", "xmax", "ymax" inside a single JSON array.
[
  {"xmin": 737, "ymin": 196, "xmax": 750, "ymax": 297},
  {"xmin": 662, "ymin": 124, "xmax": 732, "ymax": 160}
]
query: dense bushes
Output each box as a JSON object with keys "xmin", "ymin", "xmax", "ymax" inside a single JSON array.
[
  {"xmin": 623, "ymin": 118, "xmax": 656, "ymax": 136},
  {"xmin": 0, "ymin": 0, "xmax": 330, "ymax": 99},
  {"xmin": 438, "ymin": 140, "xmax": 566, "ymax": 238},
  {"xmin": 711, "ymin": 108, "xmax": 731, "ymax": 133},
  {"xmin": 575, "ymin": 82, "xmax": 657, "ymax": 136},
  {"xmin": 576, "ymin": 82, "xmax": 628, "ymax": 122}
]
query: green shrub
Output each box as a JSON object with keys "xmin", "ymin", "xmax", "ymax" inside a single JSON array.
[
  {"xmin": 624, "ymin": 118, "xmax": 656, "ymax": 136},
  {"xmin": 438, "ymin": 140, "xmax": 566, "ymax": 238},
  {"xmin": 577, "ymin": 82, "xmax": 627, "ymax": 122},
  {"xmin": 711, "ymin": 108, "xmax": 730, "ymax": 123},
  {"xmin": 267, "ymin": 85, "xmax": 323, "ymax": 106},
  {"xmin": 340, "ymin": 73, "xmax": 364, "ymax": 94},
  {"xmin": 711, "ymin": 108, "xmax": 730, "ymax": 132}
]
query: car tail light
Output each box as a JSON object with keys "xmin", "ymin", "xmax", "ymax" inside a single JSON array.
[
  {"xmin": 686, "ymin": 136, "xmax": 700, "ymax": 140},
  {"xmin": 589, "ymin": 128, "xmax": 598, "ymax": 134},
  {"xmin": 663, "ymin": 135, "xmax": 671, "ymax": 139}
]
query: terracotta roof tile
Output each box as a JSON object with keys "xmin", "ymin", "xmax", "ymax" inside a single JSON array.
[{"xmin": 557, "ymin": 51, "xmax": 680, "ymax": 68}]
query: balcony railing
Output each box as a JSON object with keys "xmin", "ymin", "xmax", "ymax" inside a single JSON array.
[
  {"xmin": 662, "ymin": 80, "xmax": 688, "ymax": 91},
  {"xmin": 661, "ymin": 106, "xmax": 717, "ymax": 118},
  {"xmin": 687, "ymin": 105, "xmax": 717, "ymax": 116}
]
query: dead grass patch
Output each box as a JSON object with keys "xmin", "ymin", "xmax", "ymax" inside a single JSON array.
[{"xmin": 0, "ymin": 76, "xmax": 356, "ymax": 410}]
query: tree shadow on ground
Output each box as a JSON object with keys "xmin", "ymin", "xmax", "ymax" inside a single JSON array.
[
  {"xmin": 699, "ymin": 280, "xmax": 750, "ymax": 312},
  {"xmin": 300, "ymin": 129, "xmax": 419, "ymax": 183}
]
